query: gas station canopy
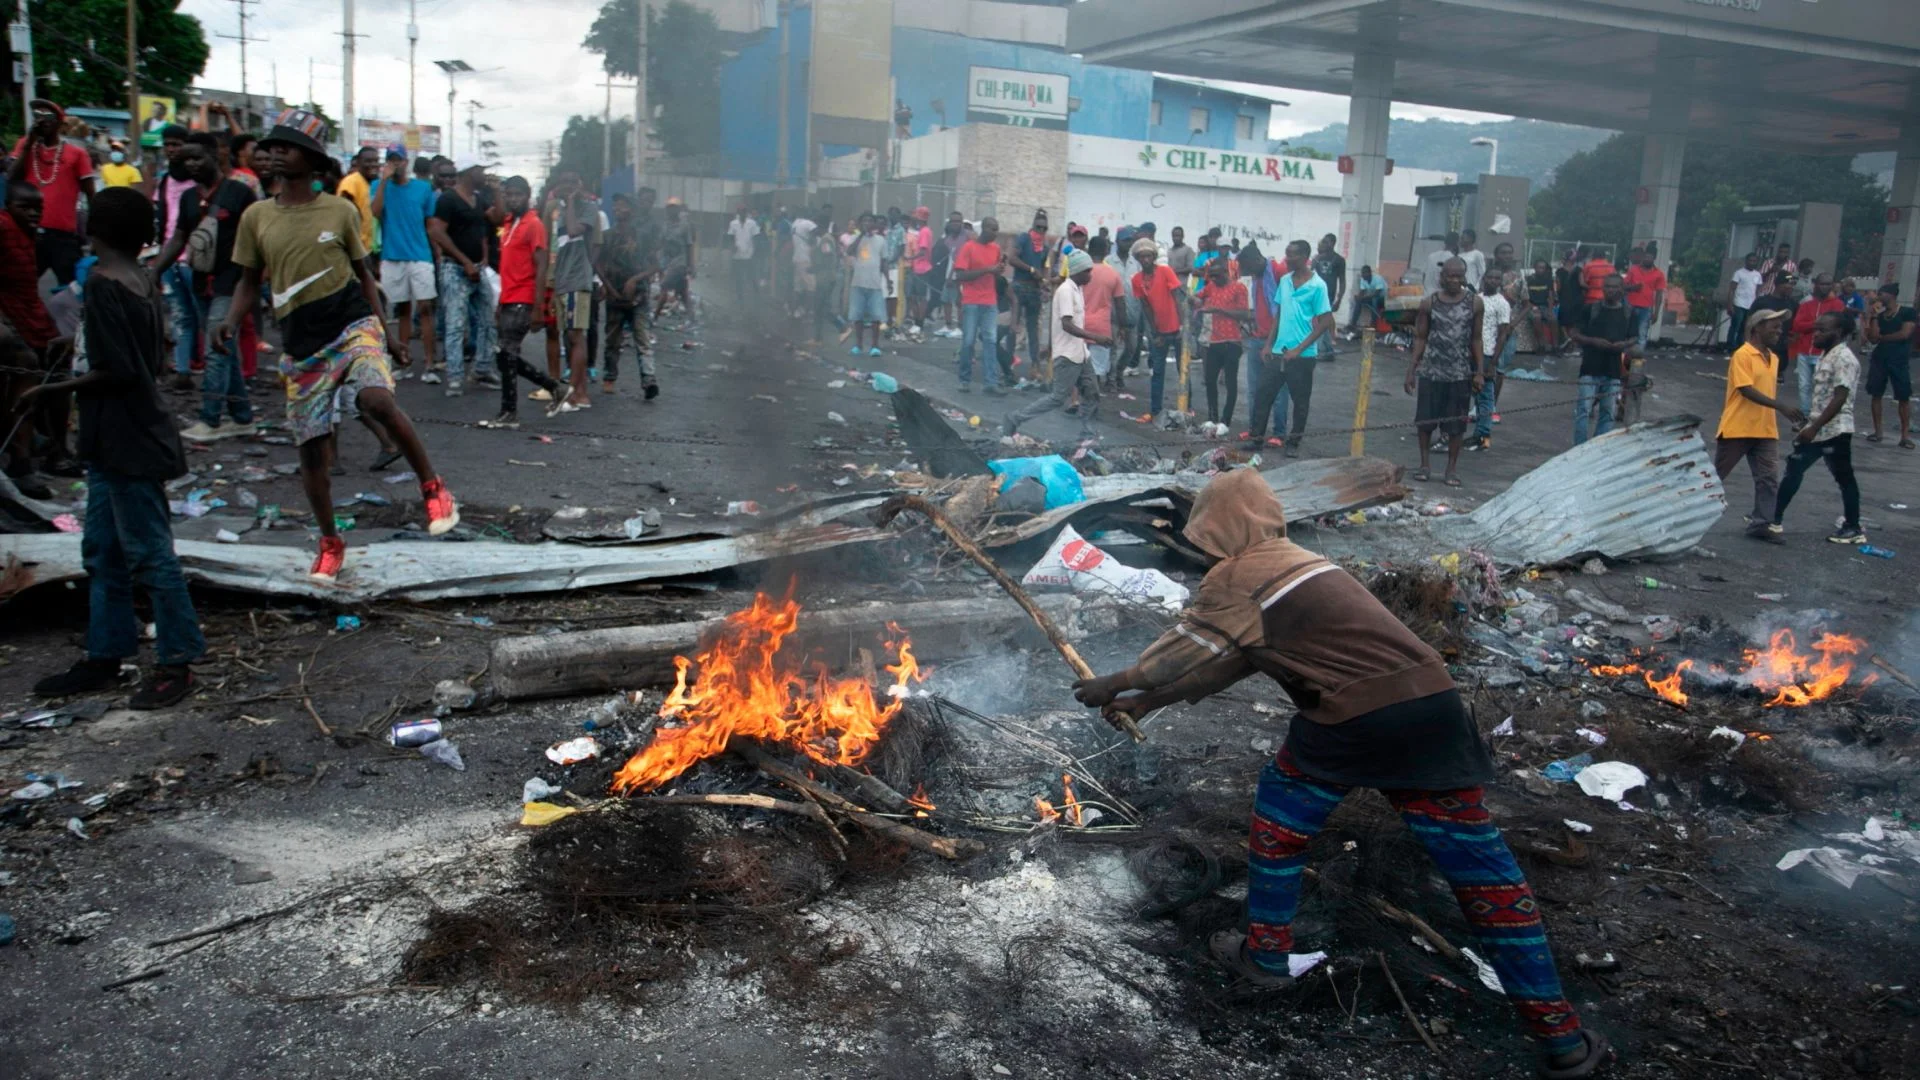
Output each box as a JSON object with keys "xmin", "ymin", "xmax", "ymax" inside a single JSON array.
[{"xmin": 1068, "ymin": 0, "xmax": 1920, "ymax": 154}]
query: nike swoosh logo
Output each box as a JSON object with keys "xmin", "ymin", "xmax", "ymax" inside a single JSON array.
[{"xmin": 273, "ymin": 268, "xmax": 333, "ymax": 311}]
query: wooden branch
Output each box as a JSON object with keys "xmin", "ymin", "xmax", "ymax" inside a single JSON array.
[
  {"xmin": 823, "ymin": 762, "xmax": 914, "ymax": 814},
  {"xmin": 1298, "ymin": 866, "xmax": 1463, "ymax": 963},
  {"xmin": 734, "ymin": 742, "xmax": 984, "ymax": 860},
  {"xmin": 1872, "ymin": 654, "xmax": 1919, "ymax": 693},
  {"xmin": 1377, "ymin": 951, "xmax": 1444, "ymax": 1060},
  {"xmin": 875, "ymin": 494, "xmax": 1143, "ymax": 742},
  {"xmin": 635, "ymin": 792, "xmax": 847, "ymax": 860}
]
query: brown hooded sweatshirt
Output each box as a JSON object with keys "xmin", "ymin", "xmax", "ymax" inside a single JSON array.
[{"xmin": 1131, "ymin": 468, "xmax": 1455, "ymax": 723}]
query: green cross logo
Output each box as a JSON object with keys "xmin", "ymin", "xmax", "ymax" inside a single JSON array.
[{"xmin": 1137, "ymin": 144, "xmax": 1159, "ymax": 167}]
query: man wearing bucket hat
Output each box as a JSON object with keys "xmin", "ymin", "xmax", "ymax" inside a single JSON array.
[
  {"xmin": 212, "ymin": 108, "xmax": 461, "ymax": 583},
  {"xmin": 1003, "ymin": 249, "xmax": 1106, "ymax": 440},
  {"xmin": 1714, "ymin": 305, "xmax": 1804, "ymax": 544}
]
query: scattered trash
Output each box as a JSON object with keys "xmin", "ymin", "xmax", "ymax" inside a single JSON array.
[
  {"xmin": 869, "ymin": 372, "xmax": 898, "ymax": 393},
  {"xmin": 335, "ymin": 615, "xmax": 362, "ymax": 633},
  {"xmin": 1642, "ymin": 614, "xmax": 1679, "ymax": 642},
  {"xmin": 1461, "ymin": 947, "xmax": 1506, "ymax": 994},
  {"xmin": 384, "ymin": 470, "xmax": 418, "ymax": 484},
  {"xmin": 545, "ymin": 736, "xmax": 602, "ymax": 765},
  {"xmin": 1287, "ymin": 951, "xmax": 1329, "ymax": 978},
  {"xmin": 469, "ymin": 616, "xmax": 495, "ymax": 627},
  {"xmin": 826, "ymin": 411, "xmax": 847, "ymax": 425},
  {"xmin": 1574, "ymin": 727, "xmax": 1608, "ymax": 745},
  {"xmin": 1580, "ymin": 558, "xmax": 1607, "ymax": 576},
  {"xmin": 1504, "ymin": 367, "xmax": 1556, "ymax": 382},
  {"xmin": 51, "ymin": 514, "xmax": 80, "ymax": 533},
  {"xmin": 1754, "ymin": 592, "xmax": 1786, "ymax": 602},
  {"xmin": 622, "ymin": 513, "xmax": 658, "ymax": 540},
  {"xmin": 752, "ymin": 393, "xmax": 780, "ymax": 403},
  {"xmin": 10, "ymin": 782, "xmax": 55, "ymax": 801},
  {"xmin": 67, "ymin": 817, "xmax": 90, "ymax": 840},
  {"xmin": 215, "ymin": 529, "xmax": 241, "ymax": 543},
  {"xmin": 997, "ymin": 476, "xmax": 1048, "ymax": 514},
  {"xmin": 987, "ymin": 454, "xmax": 1086, "ymax": 509},
  {"xmin": 1641, "ymin": 577, "xmax": 1674, "ymax": 590},
  {"xmin": 1542, "ymin": 753, "xmax": 1594, "ymax": 783},
  {"xmin": 1776, "ymin": 847, "xmax": 1899, "ymax": 889},
  {"xmin": 333, "ymin": 515, "xmax": 357, "ymax": 531},
  {"xmin": 1491, "ymin": 716, "xmax": 1515, "ymax": 736},
  {"xmin": 523, "ymin": 777, "xmax": 564, "ymax": 803},
  {"xmin": 1574, "ymin": 761, "xmax": 1648, "ymax": 802},
  {"xmin": 419, "ymin": 738, "xmax": 466, "ymax": 771},
  {"xmin": 1563, "ymin": 820, "xmax": 1594, "ymax": 834},
  {"xmin": 1891, "ymin": 503, "xmax": 1910, "ymax": 511},
  {"xmin": 1708, "ymin": 726, "xmax": 1746, "ymax": 748},
  {"xmin": 1859, "ymin": 545, "xmax": 1895, "ymax": 559},
  {"xmin": 432, "ymin": 679, "xmax": 478, "ymax": 711},
  {"xmin": 1574, "ymin": 951, "xmax": 1620, "ymax": 973},
  {"xmin": 12, "ymin": 700, "xmax": 110, "ymax": 729},
  {"xmin": 1579, "ymin": 700, "xmax": 1609, "ymax": 720},
  {"xmin": 826, "ymin": 380, "xmax": 847, "ymax": 389},
  {"xmin": 1564, "ymin": 589, "xmax": 1632, "ymax": 623},
  {"xmin": 389, "ymin": 718, "xmax": 444, "ymax": 747},
  {"xmin": 725, "ymin": 501, "xmax": 762, "ymax": 516},
  {"xmin": 1021, "ymin": 524, "xmax": 1190, "ymax": 613},
  {"xmin": 520, "ymin": 801, "xmax": 576, "ymax": 827}
]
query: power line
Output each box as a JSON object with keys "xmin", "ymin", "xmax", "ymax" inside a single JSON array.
[{"xmin": 214, "ymin": 0, "xmax": 267, "ymax": 117}]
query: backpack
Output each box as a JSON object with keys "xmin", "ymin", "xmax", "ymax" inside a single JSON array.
[{"xmin": 185, "ymin": 206, "xmax": 220, "ymax": 275}]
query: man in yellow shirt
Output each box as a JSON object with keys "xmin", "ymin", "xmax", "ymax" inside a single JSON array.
[
  {"xmin": 98, "ymin": 143, "xmax": 142, "ymax": 188},
  {"xmin": 334, "ymin": 145, "xmax": 381, "ymax": 264},
  {"xmin": 1714, "ymin": 307, "xmax": 1805, "ymax": 543}
]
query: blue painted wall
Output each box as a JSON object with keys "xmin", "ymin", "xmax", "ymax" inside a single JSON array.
[
  {"xmin": 1146, "ymin": 80, "xmax": 1270, "ymax": 151},
  {"xmin": 716, "ymin": 3, "xmax": 812, "ymax": 184},
  {"xmin": 888, "ymin": 28, "xmax": 1153, "ymax": 140}
]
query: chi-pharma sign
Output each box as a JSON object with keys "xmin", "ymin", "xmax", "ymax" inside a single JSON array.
[{"xmin": 967, "ymin": 66, "xmax": 1069, "ymax": 130}]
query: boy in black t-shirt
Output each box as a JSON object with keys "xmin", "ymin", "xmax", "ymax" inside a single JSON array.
[
  {"xmin": 1567, "ymin": 273, "xmax": 1635, "ymax": 445},
  {"xmin": 22, "ymin": 188, "xmax": 205, "ymax": 708}
]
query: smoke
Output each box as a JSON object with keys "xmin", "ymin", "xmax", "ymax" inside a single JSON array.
[{"xmin": 921, "ymin": 650, "xmax": 1038, "ymax": 718}]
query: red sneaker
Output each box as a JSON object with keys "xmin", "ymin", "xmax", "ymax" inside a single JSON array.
[
  {"xmin": 310, "ymin": 535, "xmax": 347, "ymax": 582},
  {"xmin": 422, "ymin": 477, "xmax": 460, "ymax": 536}
]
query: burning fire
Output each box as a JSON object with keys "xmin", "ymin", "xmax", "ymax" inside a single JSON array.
[
  {"xmin": 1584, "ymin": 629, "xmax": 1865, "ymax": 708},
  {"xmin": 1033, "ymin": 796, "xmax": 1059, "ymax": 824},
  {"xmin": 1033, "ymin": 774, "xmax": 1086, "ymax": 826},
  {"xmin": 1743, "ymin": 629, "xmax": 1863, "ymax": 707},
  {"xmin": 610, "ymin": 592, "xmax": 924, "ymax": 794},
  {"xmin": 1060, "ymin": 774, "xmax": 1085, "ymax": 827},
  {"xmin": 907, "ymin": 783, "xmax": 936, "ymax": 818}
]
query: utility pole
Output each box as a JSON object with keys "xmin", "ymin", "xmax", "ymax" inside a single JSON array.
[
  {"xmin": 341, "ymin": 0, "xmax": 358, "ymax": 154},
  {"xmin": 407, "ymin": 0, "xmax": 418, "ymax": 124},
  {"xmin": 433, "ymin": 60, "xmax": 474, "ymax": 161},
  {"xmin": 12, "ymin": 0, "xmax": 35, "ymax": 132},
  {"xmin": 125, "ymin": 0, "xmax": 137, "ymax": 143},
  {"xmin": 217, "ymin": 0, "xmax": 265, "ymax": 120},
  {"xmin": 632, "ymin": 0, "xmax": 648, "ymax": 183},
  {"xmin": 595, "ymin": 77, "xmax": 634, "ymax": 186},
  {"xmin": 774, "ymin": 2, "xmax": 788, "ymax": 183}
]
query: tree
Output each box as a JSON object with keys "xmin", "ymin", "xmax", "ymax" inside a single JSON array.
[
  {"xmin": 1531, "ymin": 132, "xmax": 1889, "ymax": 288},
  {"xmin": 21, "ymin": 0, "xmax": 209, "ymax": 122},
  {"xmin": 583, "ymin": 0, "xmax": 723, "ymax": 161},
  {"xmin": 553, "ymin": 114, "xmax": 636, "ymax": 187}
]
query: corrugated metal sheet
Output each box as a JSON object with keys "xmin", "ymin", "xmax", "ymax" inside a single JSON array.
[{"xmin": 1430, "ymin": 414, "xmax": 1726, "ymax": 564}]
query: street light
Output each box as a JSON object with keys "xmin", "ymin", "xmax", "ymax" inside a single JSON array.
[
  {"xmin": 1469, "ymin": 136, "xmax": 1498, "ymax": 177},
  {"xmin": 434, "ymin": 58, "xmax": 473, "ymax": 158}
]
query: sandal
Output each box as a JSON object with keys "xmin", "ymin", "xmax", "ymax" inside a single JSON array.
[
  {"xmin": 1444, "ymin": 475, "xmax": 1463, "ymax": 487},
  {"xmin": 1413, "ymin": 468, "xmax": 1431, "ymax": 482},
  {"xmin": 1206, "ymin": 930, "xmax": 1294, "ymax": 989},
  {"xmin": 1902, "ymin": 439, "xmax": 1916, "ymax": 450},
  {"xmin": 1866, "ymin": 432, "xmax": 1883, "ymax": 442},
  {"xmin": 1542, "ymin": 1029, "xmax": 1612, "ymax": 1079}
]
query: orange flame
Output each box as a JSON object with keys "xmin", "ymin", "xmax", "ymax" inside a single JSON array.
[
  {"xmin": 1644, "ymin": 660, "xmax": 1693, "ymax": 706},
  {"xmin": 1743, "ymin": 629, "xmax": 1863, "ymax": 707},
  {"xmin": 1060, "ymin": 773, "xmax": 1084, "ymax": 827},
  {"xmin": 1034, "ymin": 796, "xmax": 1060, "ymax": 824},
  {"xmin": 907, "ymin": 782, "xmax": 935, "ymax": 818},
  {"xmin": 609, "ymin": 593, "xmax": 924, "ymax": 794}
]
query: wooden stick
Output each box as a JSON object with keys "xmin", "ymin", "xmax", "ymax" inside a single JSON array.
[
  {"xmin": 875, "ymin": 494, "xmax": 1144, "ymax": 741},
  {"xmin": 101, "ymin": 967, "xmax": 167, "ymax": 991},
  {"xmin": 1299, "ymin": 866, "xmax": 1463, "ymax": 963},
  {"xmin": 636, "ymin": 792, "xmax": 848, "ymax": 861},
  {"xmin": 734, "ymin": 742, "xmax": 984, "ymax": 860},
  {"xmin": 1377, "ymin": 950, "xmax": 1444, "ymax": 1059},
  {"xmin": 1871, "ymin": 654, "xmax": 1919, "ymax": 693}
]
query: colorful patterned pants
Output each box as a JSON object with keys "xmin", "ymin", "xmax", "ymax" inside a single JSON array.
[{"xmin": 1247, "ymin": 751, "xmax": 1584, "ymax": 1055}]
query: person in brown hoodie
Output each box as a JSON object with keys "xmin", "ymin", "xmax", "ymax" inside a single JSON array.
[{"xmin": 1074, "ymin": 469, "xmax": 1608, "ymax": 1078}]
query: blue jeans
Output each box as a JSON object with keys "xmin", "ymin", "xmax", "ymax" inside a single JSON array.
[
  {"xmin": 1146, "ymin": 331, "xmax": 1178, "ymax": 415},
  {"xmin": 1726, "ymin": 306, "xmax": 1749, "ymax": 350},
  {"xmin": 1014, "ymin": 284, "xmax": 1044, "ymax": 374},
  {"xmin": 1474, "ymin": 337, "xmax": 1516, "ymax": 439},
  {"xmin": 1795, "ymin": 353, "xmax": 1819, "ymax": 415},
  {"xmin": 82, "ymin": 468, "xmax": 204, "ymax": 666},
  {"xmin": 198, "ymin": 295, "xmax": 253, "ymax": 427},
  {"xmin": 1574, "ymin": 375, "xmax": 1620, "ymax": 445},
  {"xmin": 956, "ymin": 302, "xmax": 1000, "ymax": 388},
  {"xmin": 161, "ymin": 262, "xmax": 205, "ymax": 375},
  {"xmin": 1630, "ymin": 305, "xmax": 1652, "ymax": 348},
  {"xmin": 437, "ymin": 262, "xmax": 498, "ymax": 382}
]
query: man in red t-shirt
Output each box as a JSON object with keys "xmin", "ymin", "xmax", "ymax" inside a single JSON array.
[
  {"xmin": 1131, "ymin": 239, "xmax": 1189, "ymax": 418},
  {"xmin": 1622, "ymin": 248, "xmax": 1666, "ymax": 348},
  {"xmin": 1581, "ymin": 252, "xmax": 1616, "ymax": 304},
  {"xmin": 6, "ymin": 99, "xmax": 97, "ymax": 284},
  {"xmin": 1788, "ymin": 272, "xmax": 1845, "ymax": 415},
  {"xmin": 1, "ymin": 183, "xmax": 65, "ymax": 494},
  {"xmin": 484, "ymin": 176, "xmax": 567, "ymax": 428},
  {"xmin": 952, "ymin": 215, "xmax": 1007, "ymax": 393}
]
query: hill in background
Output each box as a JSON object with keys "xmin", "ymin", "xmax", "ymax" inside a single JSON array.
[{"xmin": 1284, "ymin": 117, "xmax": 1610, "ymax": 188}]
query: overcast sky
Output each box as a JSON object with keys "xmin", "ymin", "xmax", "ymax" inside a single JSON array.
[{"xmin": 180, "ymin": 1, "xmax": 1508, "ymax": 178}]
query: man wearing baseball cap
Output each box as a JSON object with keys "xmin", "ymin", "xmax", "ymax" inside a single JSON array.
[
  {"xmin": 1714, "ymin": 305, "xmax": 1804, "ymax": 544},
  {"xmin": 1005, "ymin": 250, "xmax": 1105, "ymax": 440},
  {"xmin": 213, "ymin": 109, "xmax": 460, "ymax": 582}
]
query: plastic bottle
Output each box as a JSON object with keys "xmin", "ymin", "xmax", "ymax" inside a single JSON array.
[{"xmin": 1860, "ymin": 545, "xmax": 1895, "ymax": 559}]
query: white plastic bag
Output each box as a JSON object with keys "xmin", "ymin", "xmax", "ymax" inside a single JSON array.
[{"xmin": 1021, "ymin": 525, "xmax": 1190, "ymax": 613}]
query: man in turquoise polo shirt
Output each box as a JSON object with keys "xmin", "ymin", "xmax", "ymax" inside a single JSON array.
[{"xmin": 1245, "ymin": 239, "xmax": 1334, "ymax": 457}]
